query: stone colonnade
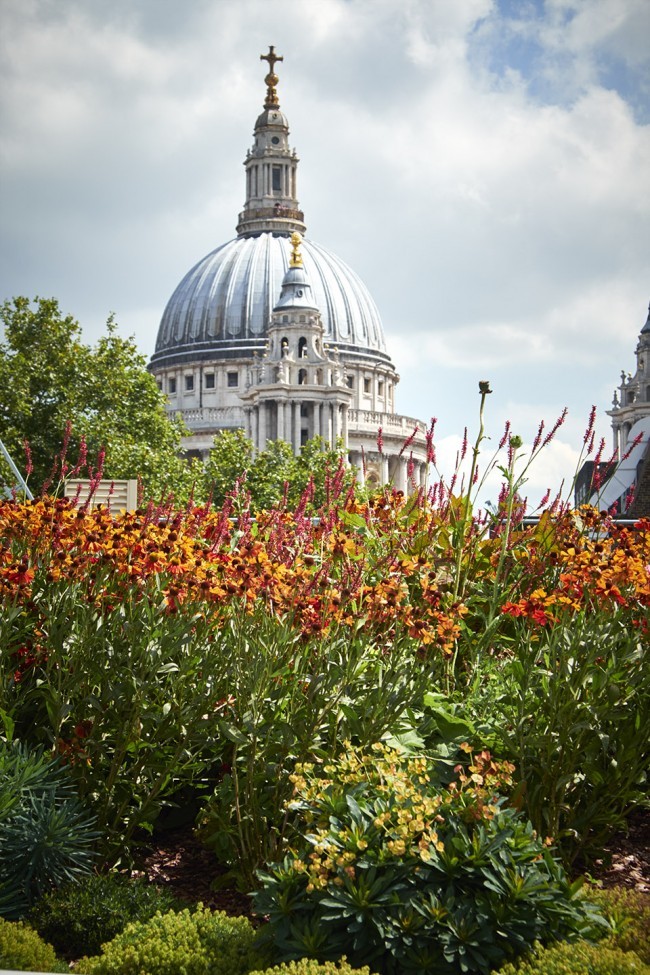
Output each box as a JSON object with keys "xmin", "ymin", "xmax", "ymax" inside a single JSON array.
[
  {"xmin": 348, "ymin": 449, "xmax": 428, "ymax": 494},
  {"xmin": 244, "ymin": 397, "xmax": 348, "ymax": 454}
]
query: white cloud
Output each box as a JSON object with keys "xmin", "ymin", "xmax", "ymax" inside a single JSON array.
[{"xmin": 426, "ymin": 429, "xmax": 582, "ymax": 511}]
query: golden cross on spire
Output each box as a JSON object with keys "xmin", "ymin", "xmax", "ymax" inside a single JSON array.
[
  {"xmin": 289, "ymin": 232, "xmax": 303, "ymax": 267},
  {"xmin": 260, "ymin": 45, "xmax": 283, "ymax": 108}
]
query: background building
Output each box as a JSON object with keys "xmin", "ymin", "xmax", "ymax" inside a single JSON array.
[
  {"xmin": 149, "ymin": 48, "xmax": 428, "ymax": 491},
  {"xmin": 579, "ymin": 302, "xmax": 650, "ymax": 515}
]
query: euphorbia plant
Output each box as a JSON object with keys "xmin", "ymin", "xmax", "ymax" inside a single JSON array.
[{"xmin": 254, "ymin": 742, "xmax": 603, "ymax": 975}]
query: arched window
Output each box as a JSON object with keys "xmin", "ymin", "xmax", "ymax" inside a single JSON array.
[
  {"xmin": 298, "ymin": 368, "xmax": 307, "ymax": 385},
  {"xmin": 281, "ymin": 337, "xmax": 289, "ymax": 355},
  {"xmin": 298, "ymin": 337, "xmax": 308, "ymax": 358}
]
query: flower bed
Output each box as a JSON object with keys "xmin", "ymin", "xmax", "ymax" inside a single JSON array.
[{"xmin": 1, "ymin": 456, "xmax": 649, "ymax": 970}]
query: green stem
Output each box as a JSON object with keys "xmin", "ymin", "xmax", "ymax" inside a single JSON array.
[
  {"xmin": 489, "ymin": 443, "xmax": 520, "ymax": 622},
  {"xmin": 453, "ymin": 385, "xmax": 490, "ymax": 602}
]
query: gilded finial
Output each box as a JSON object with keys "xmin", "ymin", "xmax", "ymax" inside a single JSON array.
[
  {"xmin": 289, "ymin": 232, "xmax": 303, "ymax": 267},
  {"xmin": 260, "ymin": 45, "xmax": 283, "ymax": 108}
]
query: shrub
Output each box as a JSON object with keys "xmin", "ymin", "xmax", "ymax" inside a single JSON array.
[
  {"xmin": 29, "ymin": 872, "xmax": 181, "ymax": 959},
  {"xmin": 582, "ymin": 886, "xmax": 650, "ymax": 964},
  {"xmin": 0, "ymin": 916, "xmax": 68, "ymax": 973},
  {"xmin": 254, "ymin": 743, "xmax": 604, "ymax": 975},
  {"xmin": 74, "ymin": 905, "xmax": 269, "ymax": 975},
  {"xmin": 467, "ymin": 611, "xmax": 650, "ymax": 866},
  {"xmin": 493, "ymin": 939, "xmax": 647, "ymax": 974},
  {"xmin": 0, "ymin": 740, "xmax": 98, "ymax": 918},
  {"xmin": 198, "ymin": 607, "xmax": 438, "ymax": 888},
  {"xmin": 250, "ymin": 960, "xmax": 375, "ymax": 974}
]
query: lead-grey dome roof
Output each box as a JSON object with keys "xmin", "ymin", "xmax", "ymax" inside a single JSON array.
[{"xmin": 150, "ymin": 233, "xmax": 392, "ymax": 369}]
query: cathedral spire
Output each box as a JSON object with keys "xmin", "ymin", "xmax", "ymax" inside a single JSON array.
[
  {"xmin": 260, "ymin": 46, "xmax": 283, "ymax": 109},
  {"xmin": 236, "ymin": 49, "xmax": 306, "ymax": 238},
  {"xmin": 642, "ymin": 300, "xmax": 650, "ymax": 334}
]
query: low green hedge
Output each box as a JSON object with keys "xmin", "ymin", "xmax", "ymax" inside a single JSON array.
[
  {"xmin": 493, "ymin": 939, "xmax": 646, "ymax": 974},
  {"xmin": 29, "ymin": 872, "xmax": 181, "ymax": 959},
  {"xmin": 249, "ymin": 961, "xmax": 375, "ymax": 974},
  {"xmin": 73, "ymin": 905, "xmax": 268, "ymax": 975},
  {"xmin": 582, "ymin": 886, "xmax": 650, "ymax": 964},
  {"xmin": 0, "ymin": 916, "xmax": 68, "ymax": 973}
]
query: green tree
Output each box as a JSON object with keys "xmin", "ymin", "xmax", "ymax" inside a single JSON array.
[
  {"xmin": 0, "ymin": 296, "xmax": 195, "ymax": 501},
  {"xmin": 203, "ymin": 429, "xmax": 254, "ymax": 507},
  {"xmin": 248, "ymin": 438, "xmax": 297, "ymax": 510},
  {"xmin": 292, "ymin": 435, "xmax": 357, "ymax": 508},
  {"xmin": 204, "ymin": 432, "xmax": 357, "ymax": 512}
]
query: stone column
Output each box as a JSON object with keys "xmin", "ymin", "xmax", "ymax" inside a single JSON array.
[
  {"xmin": 341, "ymin": 405, "xmax": 349, "ymax": 450},
  {"xmin": 258, "ymin": 402, "xmax": 267, "ymax": 451},
  {"xmin": 396, "ymin": 458, "xmax": 407, "ymax": 493},
  {"xmin": 315, "ymin": 401, "xmax": 322, "ymax": 441},
  {"xmin": 321, "ymin": 402, "xmax": 332, "ymax": 447},
  {"xmin": 293, "ymin": 401, "xmax": 301, "ymax": 455},
  {"xmin": 332, "ymin": 401, "xmax": 340, "ymax": 442},
  {"xmin": 277, "ymin": 401, "xmax": 285, "ymax": 442}
]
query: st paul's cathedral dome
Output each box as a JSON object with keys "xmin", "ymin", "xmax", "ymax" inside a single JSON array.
[{"xmin": 149, "ymin": 47, "xmax": 427, "ymax": 490}]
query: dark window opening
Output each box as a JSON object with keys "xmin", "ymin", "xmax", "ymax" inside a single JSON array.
[
  {"xmin": 298, "ymin": 369, "xmax": 307, "ymax": 385},
  {"xmin": 378, "ymin": 381, "xmax": 384, "ymax": 396},
  {"xmin": 346, "ymin": 376, "xmax": 354, "ymax": 389},
  {"xmin": 300, "ymin": 405, "xmax": 309, "ymax": 418},
  {"xmin": 298, "ymin": 337, "xmax": 308, "ymax": 358},
  {"xmin": 185, "ymin": 375, "xmax": 194, "ymax": 391},
  {"xmin": 168, "ymin": 377, "xmax": 177, "ymax": 394},
  {"xmin": 363, "ymin": 377, "xmax": 371, "ymax": 394},
  {"xmin": 272, "ymin": 166, "xmax": 282, "ymax": 193},
  {"xmin": 227, "ymin": 371, "xmax": 239, "ymax": 388},
  {"xmin": 205, "ymin": 373, "xmax": 215, "ymax": 389}
]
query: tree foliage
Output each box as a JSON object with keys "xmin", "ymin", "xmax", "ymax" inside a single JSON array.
[
  {"xmin": 0, "ymin": 297, "xmax": 358, "ymax": 508},
  {"xmin": 0, "ymin": 297, "xmax": 195, "ymax": 500},
  {"xmin": 204, "ymin": 431, "xmax": 357, "ymax": 511}
]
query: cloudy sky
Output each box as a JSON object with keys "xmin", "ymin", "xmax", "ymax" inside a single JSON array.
[{"xmin": 1, "ymin": 0, "xmax": 648, "ymax": 504}]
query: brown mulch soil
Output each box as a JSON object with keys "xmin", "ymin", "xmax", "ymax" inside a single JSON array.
[
  {"xmin": 139, "ymin": 809, "xmax": 650, "ymax": 918},
  {"xmin": 588, "ymin": 809, "xmax": 650, "ymax": 894},
  {"xmin": 139, "ymin": 829, "xmax": 256, "ymax": 918}
]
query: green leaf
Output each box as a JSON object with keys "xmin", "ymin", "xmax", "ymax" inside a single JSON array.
[
  {"xmin": 0, "ymin": 709, "xmax": 14, "ymax": 742},
  {"xmin": 218, "ymin": 721, "xmax": 249, "ymax": 746}
]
